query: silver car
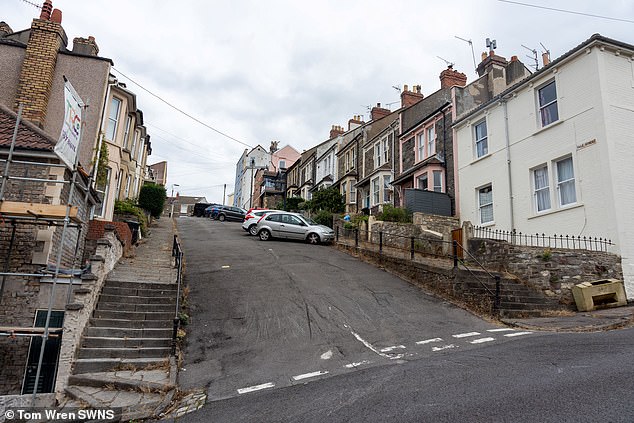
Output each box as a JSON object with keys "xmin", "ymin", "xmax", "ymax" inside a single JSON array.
[{"xmin": 256, "ymin": 212, "xmax": 335, "ymax": 244}]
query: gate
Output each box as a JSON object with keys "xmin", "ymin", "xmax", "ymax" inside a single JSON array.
[{"xmin": 451, "ymin": 228, "xmax": 464, "ymax": 259}]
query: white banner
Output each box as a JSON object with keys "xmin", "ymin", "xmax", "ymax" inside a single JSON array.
[{"xmin": 55, "ymin": 79, "xmax": 84, "ymax": 169}]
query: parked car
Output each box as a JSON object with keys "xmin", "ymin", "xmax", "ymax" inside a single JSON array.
[
  {"xmin": 193, "ymin": 202, "xmax": 211, "ymax": 217},
  {"xmin": 255, "ymin": 212, "xmax": 335, "ymax": 244},
  {"xmin": 215, "ymin": 205, "xmax": 246, "ymax": 222},
  {"xmin": 242, "ymin": 209, "xmax": 275, "ymax": 236},
  {"xmin": 203, "ymin": 203, "xmax": 221, "ymax": 218}
]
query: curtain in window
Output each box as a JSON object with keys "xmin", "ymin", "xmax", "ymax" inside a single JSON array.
[
  {"xmin": 479, "ymin": 187, "xmax": 493, "ymax": 223},
  {"xmin": 533, "ymin": 167, "xmax": 550, "ymax": 211},
  {"xmin": 557, "ymin": 158, "xmax": 576, "ymax": 205}
]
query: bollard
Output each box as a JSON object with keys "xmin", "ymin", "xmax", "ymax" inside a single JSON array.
[
  {"xmin": 453, "ymin": 240, "xmax": 458, "ymax": 268},
  {"xmin": 410, "ymin": 237, "xmax": 415, "ymax": 260},
  {"xmin": 379, "ymin": 231, "xmax": 383, "ymax": 255},
  {"xmin": 494, "ymin": 275, "xmax": 501, "ymax": 315},
  {"xmin": 355, "ymin": 229, "xmax": 359, "ymax": 248},
  {"xmin": 336, "ymin": 225, "xmax": 339, "ymax": 242}
]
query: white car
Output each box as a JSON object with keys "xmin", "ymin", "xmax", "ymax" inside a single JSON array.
[
  {"xmin": 242, "ymin": 209, "xmax": 275, "ymax": 236},
  {"xmin": 255, "ymin": 211, "xmax": 335, "ymax": 244}
]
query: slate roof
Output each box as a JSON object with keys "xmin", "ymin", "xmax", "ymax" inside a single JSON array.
[{"xmin": 0, "ymin": 103, "xmax": 56, "ymax": 151}]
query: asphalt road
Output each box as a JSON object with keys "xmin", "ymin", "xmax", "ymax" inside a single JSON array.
[{"xmin": 173, "ymin": 216, "xmax": 634, "ymax": 422}]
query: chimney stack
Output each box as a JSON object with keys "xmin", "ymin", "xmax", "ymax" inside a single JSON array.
[
  {"xmin": 330, "ymin": 125, "xmax": 345, "ymax": 139},
  {"xmin": 14, "ymin": 0, "xmax": 68, "ymax": 126},
  {"xmin": 0, "ymin": 22, "xmax": 13, "ymax": 37},
  {"xmin": 348, "ymin": 115, "xmax": 363, "ymax": 130},
  {"xmin": 439, "ymin": 65, "xmax": 467, "ymax": 89},
  {"xmin": 370, "ymin": 103, "xmax": 390, "ymax": 121},
  {"xmin": 542, "ymin": 51, "xmax": 551, "ymax": 67},
  {"xmin": 401, "ymin": 84, "xmax": 424, "ymax": 107},
  {"xmin": 72, "ymin": 35, "xmax": 99, "ymax": 56},
  {"xmin": 269, "ymin": 140, "xmax": 279, "ymax": 153}
]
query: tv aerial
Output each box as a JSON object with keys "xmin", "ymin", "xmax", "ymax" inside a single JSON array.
[
  {"xmin": 436, "ymin": 56, "xmax": 455, "ymax": 68},
  {"xmin": 521, "ymin": 44, "xmax": 539, "ymax": 71},
  {"xmin": 455, "ymin": 35, "xmax": 478, "ymax": 75}
]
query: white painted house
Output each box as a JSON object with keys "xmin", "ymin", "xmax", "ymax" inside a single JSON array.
[{"xmin": 453, "ymin": 34, "xmax": 634, "ymax": 298}]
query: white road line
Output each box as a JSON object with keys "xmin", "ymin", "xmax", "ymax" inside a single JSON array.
[
  {"xmin": 470, "ymin": 337, "xmax": 495, "ymax": 344},
  {"xmin": 416, "ymin": 337, "xmax": 443, "ymax": 345},
  {"xmin": 452, "ymin": 332, "xmax": 481, "ymax": 338},
  {"xmin": 432, "ymin": 344, "xmax": 458, "ymax": 352},
  {"xmin": 487, "ymin": 328, "xmax": 515, "ymax": 332},
  {"xmin": 348, "ymin": 328, "xmax": 404, "ymax": 360},
  {"xmin": 292, "ymin": 370, "xmax": 329, "ymax": 381},
  {"xmin": 237, "ymin": 382, "xmax": 275, "ymax": 394},
  {"xmin": 380, "ymin": 345, "xmax": 406, "ymax": 353},
  {"xmin": 321, "ymin": 350, "xmax": 333, "ymax": 360},
  {"xmin": 344, "ymin": 360, "xmax": 372, "ymax": 368},
  {"xmin": 504, "ymin": 331, "xmax": 533, "ymax": 337}
]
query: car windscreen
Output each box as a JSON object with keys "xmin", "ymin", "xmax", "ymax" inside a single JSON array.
[{"xmin": 303, "ymin": 216, "xmax": 317, "ymax": 225}]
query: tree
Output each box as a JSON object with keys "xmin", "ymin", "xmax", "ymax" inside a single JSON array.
[
  {"xmin": 138, "ymin": 183, "xmax": 167, "ymax": 218},
  {"xmin": 309, "ymin": 186, "xmax": 344, "ymax": 213}
]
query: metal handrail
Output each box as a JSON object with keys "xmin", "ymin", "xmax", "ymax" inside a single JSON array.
[{"xmin": 171, "ymin": 234, "xmax": 184, "ymax": 355}]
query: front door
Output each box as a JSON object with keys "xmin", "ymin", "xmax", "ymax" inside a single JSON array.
[{"xmin": 22, "ymin": 310, "xmax": 64, "ymax": 394}]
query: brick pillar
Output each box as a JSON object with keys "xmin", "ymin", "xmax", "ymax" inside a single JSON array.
[{"xmin": 14, "ymin": 4, "xmax": 66, "ymax": 127}]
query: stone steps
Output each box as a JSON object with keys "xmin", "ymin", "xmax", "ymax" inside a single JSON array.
[
  {"xmin": 101, "ymin": 286, "xmax": 176, "ymax": 297},
  {"xmin": 93, "ymin": 310, "xmax": 174, "ymax": 320},
  {"xmin": 89, "ymin": 318, "xmax": 173, "ymax": 329},
  {"xmin": 104, "ymin": 280, "xmax": 177, "ymax": 290},
  {"xmin": 73, "ymin": 357, "xmax": 168, "ymax": 374},
  {"xmin": 98, "ymin": 294, "xmax": 175, "ymax": 305},
  {"xmin": 85, "ymin": 326, "xmax": 173, "ymax": 338},
  {"xmin": 96, "ymin": 301, "xmax": 174, "ymax": 312},
  {"xmin": 82, "ymin": 336, "xmax": 172, "ymax": 349},
  {"xmin": 78, "ymin": 347, "xmax": 171, "ymax": 359}
]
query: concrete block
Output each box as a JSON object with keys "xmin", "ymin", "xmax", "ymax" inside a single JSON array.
[{"xmin": 572, "ymin": 279, "xmax": 627, "ymax": 311}]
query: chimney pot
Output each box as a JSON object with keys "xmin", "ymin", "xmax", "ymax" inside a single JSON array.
[
  {"xmin": 403, "ymin": 84, "xmax": 409, "ymax": 92},
  {"xmin": 51, "ymin": 8, "xmax": 62, "ymax": 24},
  {"xmin": 40, "ymin": 0, "xmax": 53, "ymax": 20},
  {"xmin": 481, "ymin": 52, "xmax": 487, "ymax": 61},
  {"xmin": 511, "ymin": 55, "xmax": 518, "ymax": 62},
  {"xmin": 542, "ymin": 52, "xmax": 551, "ymax": 66}
]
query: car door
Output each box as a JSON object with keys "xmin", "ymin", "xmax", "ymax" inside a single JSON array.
[
  {"xmin": 264, "ymin": 213, "xmax": 283, "ymax": 238},
  {"xmin": 284, "ymin": 215, "xmax": 308, "ymax": 240}
]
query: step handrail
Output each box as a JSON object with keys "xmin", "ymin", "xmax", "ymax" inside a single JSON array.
[
  {"xmin": 171, "ymin": 234, "xmax": 184, "ymax": 355},
  {"xmin": 453, "ymin": 240, "xmax": 501, "ymax": 314}
]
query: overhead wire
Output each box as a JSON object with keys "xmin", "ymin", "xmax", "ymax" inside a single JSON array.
[
  {"xmin": 111, "ymin": 67, "xmax": 254, "ymax": 149},
  {"xmin": 497, "ymin": 0, "xmax": 634, "ymax": 24}
]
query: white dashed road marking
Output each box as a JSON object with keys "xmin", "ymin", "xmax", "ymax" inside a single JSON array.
[
  {"xmin": 380, "ymin": 345, "xmax": 406, "ymax": 353},
  {"xmin": 470, "ymin": 337, "xmax": 495, "ymax": 344},
  {"xmin": 292, "ymin": 371, "xmax": 329, "ymax": 381},
  {"xmin": 432, "ymin": 344, "xmax": 458, "ymax": 352},
  {"xmin": 487, "ymin": 328, "xmax": 516, "ymax": 332},
  {"xmin": 237, "ymin": 382, "xmax": 275, "ymax": 394},
  {"xmin": 416, "ymin": 337, "xmax": 443, "ymax": 345},
  {"xmin": 504, "ymin": 331, "xmax": 533, "ymax": 337},
  {"xmin": 344, "ymin": 360, "xmax": 372, "ymax": 368},
  {"xmin": 452, "ymin": 332, "xmax": 481, "ymax": 338}
]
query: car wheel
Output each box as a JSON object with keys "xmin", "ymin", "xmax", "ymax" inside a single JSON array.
[
  {"xmin": 307, "ymin": 233, "xmax": 320, "ymax": 245},
  {"xmin": 249, "ymin": 224, "xmax": 258, "ymax": 236},
  {"xmin": 218, "ymin": 214, "xmax": 226, "ymax": 222},
  {"xmin": 259, "ymin": 229, "xmax": 271, "ymax": 241}
]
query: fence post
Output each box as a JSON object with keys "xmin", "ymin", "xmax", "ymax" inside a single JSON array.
[
  {"xmin": 494, "ymin": 275, "xmax": 501, "ymax": 316},
  {"xmin": 410, "ymin": 237, "xmax": 415, "ymax": 260},
  {"xmin": 379, "ymin": 231, "xmax": 383, "ymax": 255},
  {"xmin": 355, "ymin": 229, "xmax": 359, "ymax": 248},
  {"xmin": 171, "ymin": 317, "xmax": 179, "ymax": 355},
  {"xmin": 453, "ymin": 240, "xmax": 458, "ymax": 268},
  {"xmin": 336, "ymin": 225, "xmax": 339, "ymax": 242}
]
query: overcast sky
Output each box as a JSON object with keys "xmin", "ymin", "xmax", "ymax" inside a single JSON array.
[{"xmin": 4, "ymin": 0, "xmax": 634, "ymax": 203}]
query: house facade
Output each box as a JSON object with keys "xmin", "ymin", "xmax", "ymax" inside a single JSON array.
[
  {"xmin": 233, "ymin": 145, "xmax": 269, "ymax": 209},
  {"xmin": 453, "ymin": 34, "xmax": 634, "ymax": 297}
]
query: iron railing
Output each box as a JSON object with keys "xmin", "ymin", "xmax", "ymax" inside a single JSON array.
[
  {"xmin": 335, "ymin": 225, "xmax": 501, "ymax": 314},
  {"xmin": 171, "ymin": 234, "xmax": 184, "ymax": 355},
  {"xmin": 473, "ymin": 226, "xmax": 614, "ymax": 252}
]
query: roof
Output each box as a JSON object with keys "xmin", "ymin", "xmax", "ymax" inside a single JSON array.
[
  {"xmin": 453, "ymin": 33, "xmax": 634, "ymax": 126},
  {"xmin": 392, "ymin": 156, "xmax": 444, "ymax": 185},
  {"xmin": 0, "ymin": 103, "xmax": 56, "ymax": 151}
]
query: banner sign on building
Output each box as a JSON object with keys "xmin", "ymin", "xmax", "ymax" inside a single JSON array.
[{"xmin": 55, "ymin": 79, "xmax": 84, "ymax": 169}]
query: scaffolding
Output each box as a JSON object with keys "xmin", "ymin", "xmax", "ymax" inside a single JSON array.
[{"xmin": 0, "ymin": 91, "xmax": 97, "ymax": 402}]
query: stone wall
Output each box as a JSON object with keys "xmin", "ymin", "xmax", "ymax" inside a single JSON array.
[
  {"xmin": 468, "ymin": 238, "xmax": 623, "ymax": 305},
  {"xmin": 54, "ymin": 227, "xmax": 124, "ymax": 394}
]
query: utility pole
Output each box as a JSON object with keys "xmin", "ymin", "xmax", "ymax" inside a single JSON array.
[
  {"xmin": 249, "ymin": 157, "xmax": 255, "ymax": 209},
  {"xmin": 169, "ymin": 183, "xmax": 179, "ymax": 218},
  {"xmin": 223, "ymin": 183, "xmax": 226, "ymax": 205}
]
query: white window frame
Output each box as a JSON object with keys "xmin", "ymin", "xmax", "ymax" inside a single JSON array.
[
  {"xmin": 94, "ymin": 167, "xmax": 111, "ymax": 218},
  {"xmin": 383, "ymin": 175, "xmax": 392, "ymax": 203},
  {"xmin": 123, "ymin": 115, "xmax": 132, "ymax": 150},
  {"xmin": 417, "ymin": 133, "xmax": 425, "ymax": 161},
  {"xmin": 349, "ymin": 182, "xmax": 356, "ymax": 204},
  {"xmin": 124, "ymin": 175, "xmax": 131, "ymax": 198},
  {"xmin": 342, "ymin": 181, "xmax": 347, "ymax": 202},
  {"xmin": 432, "ymin": 170, "xmax": 443, "ymax": 192},
  {"xmin": 427, "ymin": 125, "xmax": 436, "ymax": 156},
  {"xmin": 351, "ymin": 148, "xmax": 355, "ymax": 169},
  {"xmin": 555, "ymin": 156, "xmax": 576, "ymax": 206},
  {"xmin": 532, "ymin": 165, "xmax": 551, "ymax": 213},
  {"xmin": 382, "ymin": 136, "xmax": 389, "ymax": 165},
  {"xmin": 417, "ymin": 173, "xmax": 428, "ymax": 190},
  {"xmin": 279, "ymin": 160, "xmax": 286, "ymax": 169},
  {"xmin": 474, "ymin": 120, "xmax": 488, "ymax": 158},
  {"xmin": 478, "ymin": 184, "xmax": 494, "ymax": 224},
  {"xmin": 105, "ymin": 97, "xmax": 121, "ymax": 141},
  {"xmin": 375, "ymin": 143, "xmax": 383, "ymax": 167},
  {"xmin": 371, "ymin": 177, "xmax": 380, "ymax": 206},
  {"xmin": 345, "ymin": 152, "xmax": 350, "ymax": 172},
  {"xmin": 538, "ymin": 80, "xmax": 559, "ymax": 127}
]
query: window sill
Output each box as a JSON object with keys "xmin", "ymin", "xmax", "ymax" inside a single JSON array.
[
  {"xmin": 479, "ymin": 221, "xmax": 495, "ymax": 228},
  {"xmin": 528, "ymin": 202, "xmax": 583, "ymax": 220},
  {"xmin": 533, "ymin": 118, "xmax": 563, "ymax": 136},
  {"xmin": 471, "ymin": 153, "xmax": 491, "ymax": 165}
]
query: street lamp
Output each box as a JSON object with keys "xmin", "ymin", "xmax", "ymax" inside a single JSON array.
[{"xmin": 170, "ymin": 183, "xmax": 180, "ymax": 218}]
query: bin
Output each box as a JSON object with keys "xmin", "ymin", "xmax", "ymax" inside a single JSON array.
[
  {"xmin": 125, "ymin": 220, "xmax": 141, "ymax": 245},
  {"xmin": 571, "ymin": 279, "xmax": 627, "ymax": 312}
]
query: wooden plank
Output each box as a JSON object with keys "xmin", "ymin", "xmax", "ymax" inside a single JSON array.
[{"xmin": 0, "ymin": 201, "xmax": 80, "ymax": 223}]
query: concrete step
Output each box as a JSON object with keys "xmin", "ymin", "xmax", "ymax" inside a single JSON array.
[
  {"xmin": 96, "ymin": 302, "xmax": 174, "ymax": 313},
  {"xmin": 67, "ymin": 370, "xmax": 173, "ymax": 391},
  {"xmin": 499, "ymin": 301, "xmax": 562, "ymax": 311},
  {"xmin": 82, "ymin": 336, "xmax": 172, "ymax": 349},
  {"xmin": 99, "ymin": 294, "xmax": 175, "ymax": 305},
  {"xmin": 101, "ymin": 286, "xmax": 177, "ymax": 297},
  {"xmin": 89, "ymin": 318, "xmax": 173, "ymax": 329},
  {"xmin": 73, "ymin": 357, "xmax": 168, "ymax": 374},
  {"xmin": 85, "ymin": 327, "xmax": 173, "ymax": 339},
  {"xmin": 78, "ymin": 347, "xmax": 171, "ymax": 359},
  {"xmin": 93, "ymin": 310, "xmax": 174, "ymax": 320},
  {"xmin": 104, "ymin": 280, "xmax": 177, "ymax": 290},
  {"xmin": 500, "ymin": 309, "xmax": 546, "ymax": 318}
]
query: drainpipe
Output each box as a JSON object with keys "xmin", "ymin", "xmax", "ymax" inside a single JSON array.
[{"xmin": 502, "ymin": 99, "xmax": 515, "ymax": 231}]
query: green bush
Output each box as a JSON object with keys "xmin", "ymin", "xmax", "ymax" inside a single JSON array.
[
  {"xmin": 114, "ymin": 199, "xmax": 148, "ymax": 236},
  {"xmin": 138, "ymin": 183, "xmax": 166, "ymax": 218},
  {"xmin": 313, "ymin": 210, "xmax": 334, "ymax": 228},
  {"xmin": 310, "ymin": 187, "xmax": 344, "ymax": 213},
  {"xmin": 377, "ymin": 204, "xmax": 412, "ymax": 223}
]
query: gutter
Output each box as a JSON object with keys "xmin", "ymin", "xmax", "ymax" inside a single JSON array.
[{"xmin": 502, "ymin": 98, "xmax": 515, "ymax": 231}]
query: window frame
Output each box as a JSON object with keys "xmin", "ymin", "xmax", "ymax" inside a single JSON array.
[
  {"xmin": 478, "ymin": 184, "xmax": 494, "ymax": 225},
  {"xmin": 371, "ymin": 177, "xmax": 380, "ymax": 205},
  {"xmin": 417, "ymin": 173, "xmax": 428, "ymax": 190},
  {"xmin": 349, "ymin": 182, "xmax": 356, "ymax": 204},
  {"xmin": 105, "ymin": 97, "xmax": 122, "ymax": 141},
  {"xmin": 417, "ymin": 132, "xmax": 425, "ymax": 161},
  {"xmin": 383, "ymin": 175, "xmax": 392, "ymax": 203},
  {"xmin": 123, "ymin": 115, "xmax": 132, "ymax": 150},
  {"xmin": 432, "ymin": 170, "xmax": 443, "ymax": 192},
  {"xmin": 532, "ymin": 164, "xmax": 551, "ymax": 213},
  {"xmin": 94, "ymin": 167, "xmax": 112, "ymax": 218},
  {"xmin": 474, "ymin": 120, "xmax": 488, "ymax": 159},
  {"xmin": 427, "ymin": 125, "xmax": 436, "ymax": 156},
  {"xmin": 555, "ymin": 156, "xmax": 576, "ymax": 207},
  {"xmin": 537, "ymin": 80, "xmax": 559, "ymax": 127}
]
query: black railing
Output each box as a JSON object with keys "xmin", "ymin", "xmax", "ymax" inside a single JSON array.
[
  {"xmin": 335, "ymin": 224, "xmax": 501, "ymax": 315},
  {"xmin": 473, "ymin": 226, "xmax": 614, "ymax": 252},
  {"xmin": 171, "ymin": 234, "xmax": 184, "ymax": 356}
]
